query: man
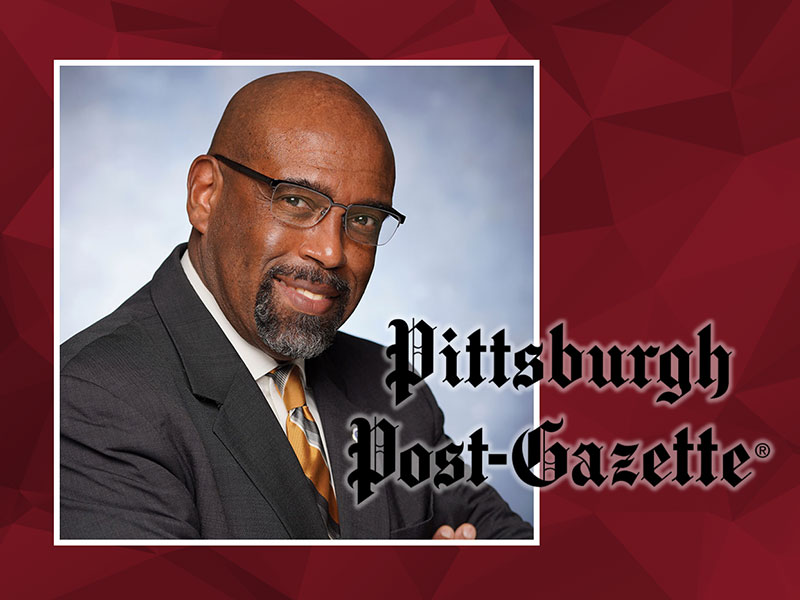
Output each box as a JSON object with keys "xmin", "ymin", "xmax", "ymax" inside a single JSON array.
[{"xmin": 61, "ymin": 71, "xmax": 533, "ymax": 539}]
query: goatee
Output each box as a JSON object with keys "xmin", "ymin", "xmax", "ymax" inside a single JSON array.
[{"xmin": 254, "ymin": 264, "xmax": 351, "ymax": 359}]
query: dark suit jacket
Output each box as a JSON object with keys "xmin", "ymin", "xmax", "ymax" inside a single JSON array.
[{"xmin": 60, "ymin": 245, "xmax": 533, "ymax": 539}]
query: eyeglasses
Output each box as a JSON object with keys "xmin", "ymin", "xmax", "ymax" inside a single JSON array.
[{"xmin": 213, "ymin": 154, "xmax": 405, "ymax": 246}]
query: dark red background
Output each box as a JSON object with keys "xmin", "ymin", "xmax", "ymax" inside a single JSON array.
[{"xmin": 3, "ymin": 0, "xmax": 799, "ymax": 597}]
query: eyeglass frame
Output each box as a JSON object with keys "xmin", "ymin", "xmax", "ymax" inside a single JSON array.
[{"xmin": 212, "ymin": 153, "xmax": 406, "ymax": 245}]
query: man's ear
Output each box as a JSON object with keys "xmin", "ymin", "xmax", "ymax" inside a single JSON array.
[{"xmin": 187, "ymin": 155, "xmax": 222, "ymax": 234}]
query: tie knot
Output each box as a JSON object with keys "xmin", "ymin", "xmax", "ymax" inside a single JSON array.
[{"xmin": 271, "ymin": 364, "xmax": 306, "ymax": 411}]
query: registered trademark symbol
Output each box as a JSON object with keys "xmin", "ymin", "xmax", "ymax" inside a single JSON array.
[{"xmin": 754, "ymin": 443, "xmax": 771, "ymax": 459}]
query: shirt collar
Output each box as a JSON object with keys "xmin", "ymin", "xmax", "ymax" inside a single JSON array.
[{"xmin": 180, "ymin": 249, "xmax": 304, "ymax": 380}]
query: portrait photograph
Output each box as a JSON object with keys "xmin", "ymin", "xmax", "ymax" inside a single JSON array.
[{"xmin": 57, "ymin": 62, "xmax": 537, "ymax": 542}]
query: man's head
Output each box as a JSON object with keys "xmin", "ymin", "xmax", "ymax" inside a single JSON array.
[{"xmin": 186, "ymin": 71, "xmax": 396, "ymax": 361}]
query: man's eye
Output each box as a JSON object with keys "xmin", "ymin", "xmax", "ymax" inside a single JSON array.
[
  {"xmin": 276, "ymin": 195, "xmax": 312, "ymax": 210},
  {"xmin": 349, "ymin": 213, "xmax": 379, "ymax": 230}
]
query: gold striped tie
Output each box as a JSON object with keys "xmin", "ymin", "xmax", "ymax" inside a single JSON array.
[{"xmin": 272, "ymin": 364, "xmax": 340, "ymax": 538}]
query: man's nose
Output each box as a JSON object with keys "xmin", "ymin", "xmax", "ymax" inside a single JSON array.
[{"xmin": 299, "ymin": 207, "xmax": 347, "ymax": 269}]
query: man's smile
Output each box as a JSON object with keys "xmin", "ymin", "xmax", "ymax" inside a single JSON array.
[{"xmin": 273, "ymin": 275, "xmax": 340, "ymax": 316}]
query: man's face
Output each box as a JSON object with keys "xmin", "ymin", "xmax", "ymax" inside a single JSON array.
[{"xmin": 205, "ymin": 123, "xmax": 395, "ymax": 361}]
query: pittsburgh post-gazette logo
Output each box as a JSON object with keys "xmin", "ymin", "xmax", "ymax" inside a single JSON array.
[{"xmin": 346, "ymin": 320, "xmax": 773, "ymax": 504}]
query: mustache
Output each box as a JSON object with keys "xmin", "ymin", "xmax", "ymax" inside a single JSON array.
[{"xmin": 265, "ymin": 264, "xmax": 351, "ymax": 296}]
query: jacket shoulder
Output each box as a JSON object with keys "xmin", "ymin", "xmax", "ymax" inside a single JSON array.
[
  {"xmin": 323, "ymin": 332, "xmax": 402, "ymax": 395},
  {"xmin": 327, "ymin": 330, "xmax": 389, "ymax": 366},
  {"xmin": 60, "ymin": 282, "xmax": 173, "ymax": 389}
]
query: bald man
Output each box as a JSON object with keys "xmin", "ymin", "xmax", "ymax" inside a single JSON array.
[{"xmin": 60, "ymin": 72, "xmax": 533, "ymax": 540}]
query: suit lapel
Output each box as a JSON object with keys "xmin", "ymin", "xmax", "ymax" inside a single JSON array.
[
  {"xmin": 150, "ymin": 245, "xmax": 326, "ymax": 539},
  {"xmin": 213, "ymin": 365, "xmax": 326, "ymax": 539},
  {"xmin": 307, "ymin": 355, "xmax": 391, "ymax": 539}
]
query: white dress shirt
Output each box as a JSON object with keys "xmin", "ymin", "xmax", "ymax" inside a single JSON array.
[{"xmin": 180, "ymin": 250, "xmax": 336, "ymax": 490}]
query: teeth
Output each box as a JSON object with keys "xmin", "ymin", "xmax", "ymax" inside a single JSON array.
[{"xmin": 293, "ymin": 287, "xmax": 325, "ymax": 301}]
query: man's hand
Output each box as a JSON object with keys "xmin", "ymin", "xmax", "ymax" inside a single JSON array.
[{"xmin": 433, "ymin": 523, "xmax": 477, "ymax": 540}]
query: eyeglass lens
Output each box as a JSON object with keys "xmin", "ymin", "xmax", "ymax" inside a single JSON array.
[{"xmin": 271, "ymin": 183, "xmax": 400, "ymax": 246}]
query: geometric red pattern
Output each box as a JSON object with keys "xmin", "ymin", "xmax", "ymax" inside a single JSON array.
[{"xmin": 2, "ymin": 0, "xmax": 799, "ymax": 597}]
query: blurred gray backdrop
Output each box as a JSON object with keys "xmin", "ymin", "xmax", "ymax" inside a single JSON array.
[{"xmin": 59, "ymin": 64, "xmax": 535, "ymax": 526}]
